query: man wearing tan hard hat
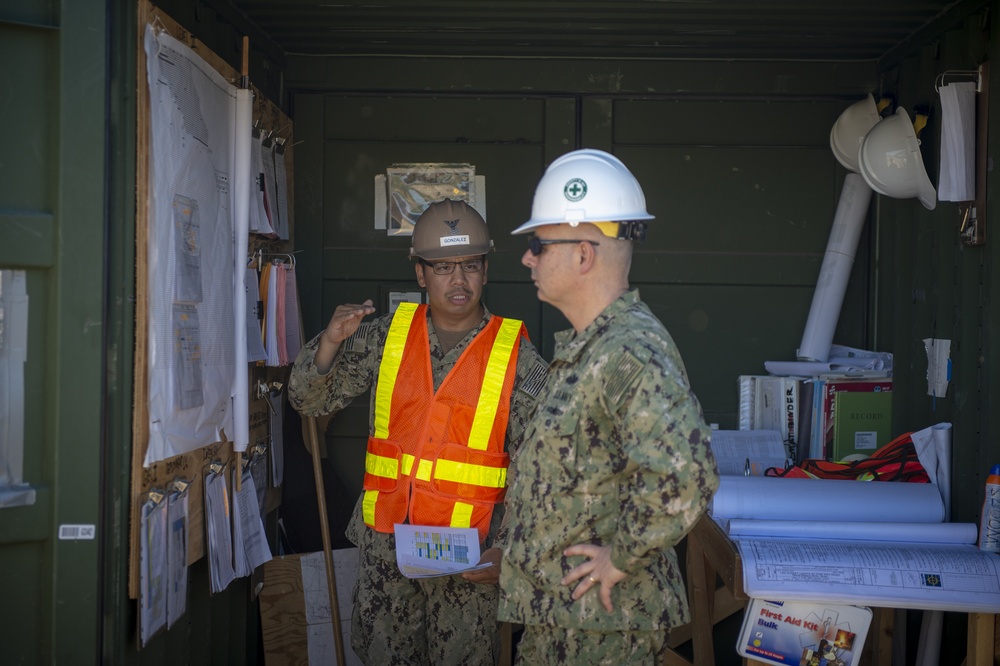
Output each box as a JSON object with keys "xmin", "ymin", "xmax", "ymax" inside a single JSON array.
[{"xmin": 289, "ymin": 198, "xmax": 547, "ymax": 665}]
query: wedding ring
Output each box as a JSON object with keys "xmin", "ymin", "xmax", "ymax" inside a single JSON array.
[{"xmin": 588, "ymin": 575, "xmax": 597, "ymax": 583}]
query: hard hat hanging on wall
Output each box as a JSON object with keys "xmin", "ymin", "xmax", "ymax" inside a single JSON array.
[
  {"xmin": 830, "ymin": 94, "xmax": 881, "ymax": 174},
  {"xmin": 856, "ymin": 107, "xmax": 937, "ymax": 210}
]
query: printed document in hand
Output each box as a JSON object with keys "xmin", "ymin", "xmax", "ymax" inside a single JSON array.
[{"xmin": 393, "ymin": 524, "xmax": 494, "ymax": 578}]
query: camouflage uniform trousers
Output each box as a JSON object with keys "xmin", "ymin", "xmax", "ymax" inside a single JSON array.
[
  {"xmin": 351, "ymin": 542, "xmax": 501, "ymax": 665},
  {"xmin": 514, "ymin": 624, "xmax": 667, "ymax": 666}
]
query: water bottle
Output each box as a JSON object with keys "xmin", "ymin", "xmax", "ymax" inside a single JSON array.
[{"xmin": 978, "ymin": 464, "xmax": 1000, "ymax": 552}]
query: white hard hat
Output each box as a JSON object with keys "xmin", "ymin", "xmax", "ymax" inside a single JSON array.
[
  {"xmin": 512, "ymin": 149, "xmax": 654, "ymax": 238},
  {"xmin": 830, "ymin": 94, "xmax": 881, "ymax": 173},
  {"xmin": 858, "ymin": 107, "xmax": 937, "ymax": 210}
]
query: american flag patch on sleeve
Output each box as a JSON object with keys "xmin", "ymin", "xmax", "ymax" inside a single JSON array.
[
  {"xmin": 518, "ymin": 360, "xmax": 548, "ymax": 398},
  {"xmin": 345, "ymin": 322, "xmax": 373, "ymax": 354}
]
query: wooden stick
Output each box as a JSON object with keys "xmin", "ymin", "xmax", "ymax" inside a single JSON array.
[{"xmin": 305, "ymin": 413, "xmax": 345, "ymax": 664}]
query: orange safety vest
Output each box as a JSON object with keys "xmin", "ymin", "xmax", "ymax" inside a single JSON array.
[{"xmin": 361, "ymin": 303, "xmax": 525, "ymax": 543}]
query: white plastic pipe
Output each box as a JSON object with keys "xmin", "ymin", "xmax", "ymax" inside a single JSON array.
[{"xmin": 797, "ymin": 173, "xmax": 873, "ymax": 362}]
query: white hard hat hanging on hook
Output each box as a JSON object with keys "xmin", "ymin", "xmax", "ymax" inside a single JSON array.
[
  {"xmin": 830, "ymin": 94, "xmax": 881, "ymax": 173},
  {"xmin": 857, "ymin": 107, "xmax": 937, "ymax": 210}
]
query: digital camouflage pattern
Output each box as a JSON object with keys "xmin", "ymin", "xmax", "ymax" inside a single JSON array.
[
  {"xmin": 498, "ymin": 290, "xmax": 719, "ymax": 639},
  {"xmin": 289, "ymin": 306, "xmax": 547, "ymax": 665},
  {"xmin": 349, "ymin": 534, "xmax": 504, "ymax": 665},
  {"xmin": 515, "ymin": 624, "xmax": 666, "ymax": 665}
]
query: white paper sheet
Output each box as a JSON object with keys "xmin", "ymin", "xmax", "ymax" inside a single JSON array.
[
  {"xmin": 166, "ymin": 488, "xmax": 189, "ymax": 628},
  {"xmin": 144, "ymin": 27, "xmax": 236, "ymax": 464},
  {"xmin": 393, "ymin": 524, "xmax": 492, "ymax": 578},
  {"xmin": 736, "ymin": 537, "xmax": 1000, "ymax": 612},
  {"xmin": 911, "ymin": 422, "xmax": 952, "ymax": 520},
  {"xmin": 140, "ymin": 494, "xmax": 168, "ymax": 645},
  {"xmin": 232, "ymin": 466, "xmax": 272, "ymax": 577},
  {"xmin": 204, "ymin": 468, "xmax": 236, "ymax": 593},
  {"xmin": 938, "ymin": 81, "xmax": 977, "ymax": 202}
]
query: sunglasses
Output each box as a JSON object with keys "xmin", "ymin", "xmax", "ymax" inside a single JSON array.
[
  {"xmin": 527, "ymin": 235, "xmax": 600, "ymax": 256},
  {"xmin": 419, "ymin": 258, "xmax": 485, "ymax": 275}
]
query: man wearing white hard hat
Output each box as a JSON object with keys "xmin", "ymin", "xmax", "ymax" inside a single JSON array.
[
  {"xmin": 290, "ymin": 199, "xmax": 547, "ymax": 665},
  {"xmin": 498, "ymin": 150, "xmax": 720, "ymax": 664}
]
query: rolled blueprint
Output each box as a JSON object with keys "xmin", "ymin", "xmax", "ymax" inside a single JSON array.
[
  {"xmin": 711, "ymin": 475, "xmax": 946, "ymax": 523},
  {"xmin": 797, "ymin": 173, "xmax": 873, "ymax": 362},
  {"xmin": 726, "ymin": 519, "xmax": 976, "ymax": 544},
  {"xmin": 232, "ymin": 87, "xmax": 253, "ymax": 452}
]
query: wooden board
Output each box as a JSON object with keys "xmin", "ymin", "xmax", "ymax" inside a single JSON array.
[{"xmin": 129, "ymin": 0, "xmax": 295, "ymax": 599}]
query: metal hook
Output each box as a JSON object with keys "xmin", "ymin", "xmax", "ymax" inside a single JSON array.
[{"xmin": 935, "ymin": 66, "xmax": 982, "ymax": 93}]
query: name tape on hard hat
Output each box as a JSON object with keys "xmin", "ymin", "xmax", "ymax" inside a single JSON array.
[{"xmin": 440, "ymin": 235, "xmax": 471, "ymax": 247}]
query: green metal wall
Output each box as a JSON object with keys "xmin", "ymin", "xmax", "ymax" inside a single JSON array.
[
  {"xmin": 284, "ymin": 64, "xmax": 880, "ymax": 510},
  {"xmin": 0, "ymin": 1, "xmax": 107, "ymax": 662}
]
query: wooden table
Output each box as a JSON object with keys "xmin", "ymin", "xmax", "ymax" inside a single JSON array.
[{"xmin": 676, "ymin": 514, "xmax": 1000, "ymax": 666}]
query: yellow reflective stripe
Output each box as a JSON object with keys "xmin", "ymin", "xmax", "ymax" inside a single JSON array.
[
  {"xmin": 415, "ymin": 458, "xmax": 433, "ymax": 481},
  {"xmin": 363, "ymin": 490, "xmax": 379, "ymax": 526},
  {"xmin": 434, "ymin": 459, "xmax": 507, "ymax": 489},
  {"xmin": 374, "ymin": 303, "xmax": 419, "ymax": 439},
  {"xmin": 365, "ymin": 451, "xmax": 398, "ymax": 479},
  {"xmin": 451, "ymin": 502, "xmax": 474, "ymax": 528},
  {"xmin": 401, "ymin": 453, "xmax": 416, "ymax": 476},
  {"xmin": 468, "ymin": 318, "xmax": 522, "ymax": 450}
]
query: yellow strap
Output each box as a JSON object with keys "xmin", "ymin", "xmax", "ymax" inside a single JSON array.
[
  {"xmin": 365, "ymin": 451, "xmax": 398, "ymax": 479},
  {"xmin": 468, "ymin": 318, "xmax": 522, "ymax": 450},
  {"xmin": 374, "ymin": 303, "xmax": 419, "ymax": 439},
  {"xmin": 363, "ymin": 489, "xmax": 378, "ymax": 526},
  {"xmin": 435, "ymin": 459, "xmax": 507, "ymax": 489},
  {"xmin": 450, "ymin": 502, "xmax": 474, "ymax": 529},
  {"xmin": 415, "ymin": 458, "xmax": 433, "ymax": 481}
]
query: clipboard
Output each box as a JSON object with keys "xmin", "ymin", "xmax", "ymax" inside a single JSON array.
[{"xmin": 736, "ymin": 598, "xmax": 872, "ymax": 666}]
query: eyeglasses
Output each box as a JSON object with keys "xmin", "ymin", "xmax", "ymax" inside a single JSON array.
[
  {"xmin": 527, "ymin": 236, "xmax": 600, "ymax": 256},
  {"xmin": 420, "ymin": 258, "xmax": 485, "ymax": 275}
]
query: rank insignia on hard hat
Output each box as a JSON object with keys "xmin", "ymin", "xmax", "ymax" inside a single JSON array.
[
  {"xmin": 564, "ymin": 178, "xmax": 587, "ymax": 202},
  {"xmin": 410, "ymin": 199, "xmax": 494, "ymax": 260}
]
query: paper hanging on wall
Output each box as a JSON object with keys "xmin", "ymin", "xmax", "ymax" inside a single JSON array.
[{"xmin": 938, "ymin": 82, "xmax": 976, "ymax": 202}]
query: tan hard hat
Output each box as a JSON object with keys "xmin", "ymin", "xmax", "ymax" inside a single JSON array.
[{"xmin": 409, "ymin": 199, "xmax": 494, "ymax": 260}]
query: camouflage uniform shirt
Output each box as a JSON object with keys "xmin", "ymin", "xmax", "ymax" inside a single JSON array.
[
  {"xmin": 498, "ymin": 289, "xmax": 720, "ymax": 632},
  {"xmin": 288, "ymin": 305, "xmax": 548, "ymax": 562}
]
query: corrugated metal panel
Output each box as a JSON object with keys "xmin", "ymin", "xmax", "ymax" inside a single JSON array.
[{"xmin": 226, "ymin": 0, "xmax": 970, "ymax": 60}]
